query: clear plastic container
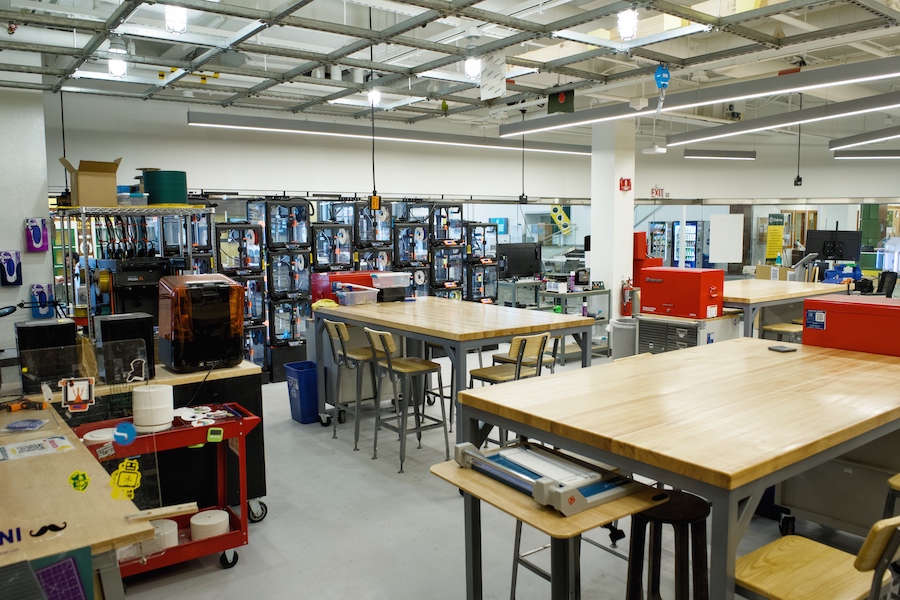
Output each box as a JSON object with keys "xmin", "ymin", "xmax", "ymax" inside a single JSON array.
[
  {"xmin": 335, "ymin": 284, "xmax": 378, "ymax": 305},
  {"xmin": 370, "ymin": 272, "xmax": 411, "ymax": 289}
]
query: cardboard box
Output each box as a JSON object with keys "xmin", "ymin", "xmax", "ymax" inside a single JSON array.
[
  {"xmin": 755, "ymin": 265, "xmax": 798, "ymax": 281},
  {"xmin": 59, "ymin": 157, "xmax": 121, "ymax": 207}
]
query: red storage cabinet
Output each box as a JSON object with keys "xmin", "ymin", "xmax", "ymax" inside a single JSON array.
[
  {"xmin": 803, "ymin": 294, "xmax": 900, "ymax": 356},
  {"xmin": 639, "ymin": 267, "xmax": 724, "ymax": 319},
  {"xmin": 310, "ymin": 271, "xmax": 379, "ymax": 302}
]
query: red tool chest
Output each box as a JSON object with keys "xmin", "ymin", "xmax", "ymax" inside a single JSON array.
[
  {"xmin": 803, "ymin": 294, "xmax": 900, "ymax": 356},
  {"xmin": 639, "ymin": 267, "xmax": 724, "ymax": 319},
  {"xmin": 310, "ymin": 271, "xmax": 378, "ymax": 302}
]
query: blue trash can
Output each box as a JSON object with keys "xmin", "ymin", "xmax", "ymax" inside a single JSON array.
[{"xmin": 285, "ymin": 360, "xmax": 318, "ymax": 424}]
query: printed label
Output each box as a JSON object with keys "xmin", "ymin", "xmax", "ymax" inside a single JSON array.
[{"xmin": 805, "ymin": 309, "xmax": 826, "ymax": 330}]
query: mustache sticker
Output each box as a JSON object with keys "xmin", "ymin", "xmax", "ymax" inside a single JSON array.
[{"xmin": 30, "ymin": 522, "xmax": 67, "ymax": 537}]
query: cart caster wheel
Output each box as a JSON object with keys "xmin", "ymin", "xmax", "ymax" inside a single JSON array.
[
  {"xmin": 779, "ymin": 515, "xmax": 796, "ymax": 536},
  {"xmin": 338, "ymin": 410, "xmax": 347, "ymax": 424},
  {"xmin": 318, "ymin": 414, "xmax": 332, "ymax": 427},
  {"xmin": 248, "ymin": 500, "xmax": 268, "ymax": 523},
  {"xmin": 220, "ymin": 551, "xmax": 239, "ymax": 569}
]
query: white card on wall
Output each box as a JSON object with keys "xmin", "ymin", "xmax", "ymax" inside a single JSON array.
[{"xmin": 709, "ymin": 214, "xmax": 744, "ymax": 264}]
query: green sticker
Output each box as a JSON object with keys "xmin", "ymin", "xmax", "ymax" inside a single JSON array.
[
  {"xmin": 207, "ymin": 427, "xmax": 224, "ymax": 443},
  {"xmin": 69, "ymin": 470, "xmax": 90, "ymax": 492}
]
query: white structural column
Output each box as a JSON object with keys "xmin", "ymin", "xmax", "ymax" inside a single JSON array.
[{"xmin": 589, "ymin": 121, "xmax": 635, "ymax": 314}]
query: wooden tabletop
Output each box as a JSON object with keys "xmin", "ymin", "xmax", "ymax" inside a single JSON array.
[
  {"xmin": 0, "ymin": 407, "xmax": 153, "ymax": 566},
  {"xmin": 315, "ymin": 297, "xmax": 595, "ymax": 342},
  {"xmin": 722, "ymin": 279, "xmax": 840, "ymax": 304},
  {"xmin": 458, "ymin": 338, "xmax": 900, "ymax": 490},
  {"xmin": 431, "ymin": 460, "xmax": 667, "ymax": 538}
]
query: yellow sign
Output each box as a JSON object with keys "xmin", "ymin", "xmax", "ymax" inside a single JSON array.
[
  {"xmin": 110, "ymin": 458, "xmax": 142, "ymax": 500},
  {"xmin": 550, "ymin": 206, "xmax": 572, "ymax": 235},
  {"xmin": 766, "ymin": 214, "xmax": 785, "ymax": 261}
]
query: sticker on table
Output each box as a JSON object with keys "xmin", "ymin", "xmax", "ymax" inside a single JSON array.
[
  {"xmin": 805, "ymin": 309, "xmax": 826, "ymax": 331},
  {"xmin": 0, "ymin": 436, "xmax": 74, "ymax": 462},
  {"xmin": 69, "ymin": 471, "xmax": 90, "ymax": 492},
  {"xmin": 112, "ymin": 422, "xmax": 136, "ymax": 446},
  {"xmin": 29, "ymin": 522, "xmax": 66, "ymax": 538},
  {"xmin": 95, "ymin": 442, "xmax": 115, "ymax": 460},
  {"xmin": 109, "ymin": 458, "xmax": 142, "ymax": 500},
  {"xmin": 59, "ymin": 377, "xmax": 95, "ymax": 413}
]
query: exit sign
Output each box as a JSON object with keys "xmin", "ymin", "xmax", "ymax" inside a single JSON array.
[{"xmin": 651, "ymin": 187, "xmax": 665, "ymax": 198}]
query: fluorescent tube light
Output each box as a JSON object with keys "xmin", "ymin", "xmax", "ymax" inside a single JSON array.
[
  {"xmin": 833, "ymin": 149, "xmax": 900, "ymax": 159},
  {"xmin": 828, "ymin": 124, "xmax": 900, "ymax": 150},
  {"xmin": 499, "ymin": 55, "xmax": 900, "ymax": 138},
  {"xmin": 186, "ymin": 111, "xmax": 591, "ymax": 156},
  {"xmin": 683, "ymin": 149, "xmax": 756, "ymax": 160},
  {"xmin": 666, "ymin": 91, "xmax": 900, "ymax": 147}
]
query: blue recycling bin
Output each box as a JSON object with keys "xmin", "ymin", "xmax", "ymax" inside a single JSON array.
[{"xmin": 285, "ymin": 360, "xmax": 318, "ymax": 424}]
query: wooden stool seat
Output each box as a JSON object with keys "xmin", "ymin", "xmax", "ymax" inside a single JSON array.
[
  {"xmin": 377, "ymin": 356, "xmax": 441, "ymax": 375},
  {"xmin": 470, "ymin": 364, "xmax": 538, "ymax": 384},
  {"xmin": 627, "ymin": 490, "xmax": 711, "ymax": 600},
  {"xmin": 882, "ymin": 473, "xmax": 900, "ymax": 518},
  {"xmin": 889, "ymin": 473, "xmax": 900, "ymax": 492},
  {"xmin": 762, "ymin": 323, "xmax": 803, "ymax": 342},
  {"xmin": 735, "ymin": 535, "xmax": 888, "ymax": 600},
  {"xmin": 343, "ymin": 347, "xmax": 382, "ymax": 362}
]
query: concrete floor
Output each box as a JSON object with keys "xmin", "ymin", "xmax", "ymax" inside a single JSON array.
[{"xmin": 123, "ymin": 353, "xmax": 867, "ymax": 600}]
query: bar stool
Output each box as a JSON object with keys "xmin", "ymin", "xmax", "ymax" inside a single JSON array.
[
  {"xmin": 365, "ymin": 327, "xmax": 450, "ymax": 473},
  {"xmin": 761, "ymin": 322, "xmax": 803, "ymax": 342},
  {"xmin": 426, "ymin": 343, "xmax": 483, "ymax": 432},
  {"xmin": 626, "ymin": 490, "xmax": 711, "ymax": 600},
  {"xmin": 323, "ymin": 319, "xmax": 381, "ymax": 450},
  {"xmin": 883, "ymin": 473, "xmax": 900, "ymax": 518},
  {"xmin": 490, "ymin": 335, "xmax": 561, "ymax": 375}
]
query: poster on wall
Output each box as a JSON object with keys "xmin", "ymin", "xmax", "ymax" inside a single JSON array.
[
  {"xmin": 25, "ymin": 218, "xmax": 49, "ymax": 252},
  {"xmin": 766, "ymin": 214, "xmax": 785, "ymax": 261},
  {"xmin": 0, "ymin": 251, "xmax": 22, "ymax": 286}
]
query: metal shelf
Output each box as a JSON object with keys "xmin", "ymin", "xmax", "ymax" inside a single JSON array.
[{"xmin": 55, "ymin": 205, "xmax": 213, "ymax": 217}]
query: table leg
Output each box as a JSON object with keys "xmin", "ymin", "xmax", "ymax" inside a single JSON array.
[
  {"xmin": 550, "ymin": 536, "xmax": 579, "ymax": 600},
  {"xmin": 453, "ymin": 345, "xmax": 469, "ymax": 444},
  {"xmin": 743, "ymin": 306, "xmax": 757, "ymax": 338},
  {"xmin": 314, "ymin": 315, "xmax": 328, "ymax": 419},
  {"xmin": 707, "ymin": 485, "xmax": 763, "ymax": 600},
  {"xmin": 95, "ymin": 550, "xmax": 126, "ymax": 600},
  {"xmin": 462, "ymin": 407, "xmax": 483, "ymax": 600}
]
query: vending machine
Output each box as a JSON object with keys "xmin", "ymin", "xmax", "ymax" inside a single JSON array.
[
  {"xmin": 648, "ymin": 222, "xmax": 669, "ymax": 264},
  {"xmin": 672, "ymin": 221, "xmax": 708, "ymax": 268}
]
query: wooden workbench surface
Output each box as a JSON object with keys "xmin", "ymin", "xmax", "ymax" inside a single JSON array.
[
  {"xmin": 431, "ymin": 460, "xmax": 666, "ymax": 538},
  {"xmin": 722, "ymin": 279, "xmax": 839, "ymax": 304},
  {"xmin": 0, "ymin": 407, "xmax": 153, "ymax": 566},
  {"xmin": 458, "ymin": 338, "xmax": 900, "ymax": 490},
  {"xmin": 315, "ymin": 297, "xmax": 594, "ymax": 342}
]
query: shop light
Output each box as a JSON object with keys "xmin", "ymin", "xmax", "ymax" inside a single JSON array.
[
  {"xmin": 107, "ymin": 36, "xmax": 128, "ymax": 78},
  {"xmin": 464, "ymin": 57, "xmax": 482, "ymax": 80},
  {"xmin": 833, "ymin": 149, "xmax": 900, "ymax": 159},
  {"xmin": 828, "ymin": 124, "xmax": 900, "ymax": 150},
  {"xmin": 498, "ymin": 55, "xmax": 900, "ymax": 138},
  {"xmin": 683, "ymin": 149, "xmax": 756, "ymax": 160},
  {"xmin": 617, "ymin": 9, "xmax": 639, "ymax": 41},
  {"xmin": 165, "ymin": 6, "xmax": 188, "ymax": 34},
  {"xmin": 367, "ymin": 88, "xmax": 382, "ymax": 107},
  {"xmin": 186, "ymin": 111, "xmax": 591, "ymax": 156}
]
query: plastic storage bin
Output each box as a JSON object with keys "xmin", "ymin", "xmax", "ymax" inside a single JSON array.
[
  {"xmin": 370, "ymin": 272, "xmax": 411, "ymax": 289},
  {"xmin": 335, "ymin": 284, "xmax": 378, "ymax": 306},
  {"xmin": 285, "ymin": 360, "xmax": 318, "ymax": 424}
]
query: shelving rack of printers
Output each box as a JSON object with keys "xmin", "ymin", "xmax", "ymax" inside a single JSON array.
[{"xmin": 55, "ymin": 205, "xmax": 214, "ymax": 338}]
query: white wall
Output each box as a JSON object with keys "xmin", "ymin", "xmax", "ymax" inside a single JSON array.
[
  {"xmin": 0, "ymin": 89, "xmax": 52, "ymax": 350},
  {"xmin": 42, "ymin": 94, "xmax": 592, "ymax": 200}
]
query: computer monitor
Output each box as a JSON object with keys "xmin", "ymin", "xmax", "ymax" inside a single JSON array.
[
  {"xmin": 805, "ymin": 230, "xmax": 862, "ymax": 262},
  {"xmin": 498, "ymin": 243, "xmax": 543, "ymax": 278}
]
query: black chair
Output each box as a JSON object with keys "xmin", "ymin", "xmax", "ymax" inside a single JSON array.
[{"xmin": 874, "ymin": 271, "xmax": 898, "ymax": 298}]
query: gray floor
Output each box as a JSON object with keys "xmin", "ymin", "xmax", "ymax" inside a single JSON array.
[{"xmin": 123, "ymin": 352, "xmax": 867, "ymax": 599}]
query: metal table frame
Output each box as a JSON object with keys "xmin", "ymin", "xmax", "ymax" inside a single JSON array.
[
  {"xmin": 458, "ymin": 405, "xmax": 900, "ymax": 600},
  {"xmin": 312, "ymin": 308, "xmax": 594, "ymax": 443}
]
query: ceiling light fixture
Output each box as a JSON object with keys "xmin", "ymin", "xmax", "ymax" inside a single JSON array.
[
  {"xmin": 498, "ymin": 55, "xmax": 900, "ymax": 138},
  {"xmin": 833, "ymin": 149, "xmax": 900, "ymax": 159},
  {"xmin": 683, "ymin": 149, "xmax": 756, "ymax": 160},
  {"xmin": 617, "ymin": 8, "xmax": 639, "ymax": 41},
  {"xmin": 828, "ymin": 124, "xmax": 900, "ymax": 150},
  {"xmin": 666, "ymin": 91, "xmax": 900, "ymax": 147},
  {"xmin": 367, "ymin": 88, "xmax": 381, "ymax": 107},
  {"xmin": 107, "ymin": 35, "xmax": 128, "ymax": 78},
  {"xmin": 165, "ymin": 5, "xmax": 188, "ymax": 34},
  {"xmin": 464, "ymin": 57, "xmax": 482, "ymax": 80},
  {"xmin": 186, "ymin": 111, "xmax": 592, "ymax": 156}
]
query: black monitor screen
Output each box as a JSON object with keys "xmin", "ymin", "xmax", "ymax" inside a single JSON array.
[
  {"xmin": 805, "ymin": 230, "xmax": 862, "ymax": 262},
  {"xmin": 498, "ymin": 243, "xmax": 542, "ymax": 278}
]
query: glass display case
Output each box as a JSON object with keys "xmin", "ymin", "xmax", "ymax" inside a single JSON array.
[
  {"xmin": 215, "ymin": 223, "xmax": 263, "ymax": 274},
  {"xmin": 243, "ymin": 324, "xmax": 267, "ymax": 368},
  {"xmin": 393, "ymin": 221, "xmax": 430, "ymax": 267},
  {"xmin": 189, "ymin": 213, "xmax": 212, "ymax": 252},
  {"xmin": 268, "ymin": 299, "xmax": 311, "ymax": 345},
  {"xmin": 247, "ymin": 199, "xmax": 312, "ymax": 249},
  {"xmin": 465, "ymin": 222, "xmax": 499, "ymax": 262},
  {"xmin": 399, "ymin": 266, "xmax": 430, "ymax": 297},
  {"xmin": 466, "ymin": 263, "xmax": 499, "ymax": 303},
  {"xmin": 431, "ymin": 246, "xmax": 464, "ymax": 290},
  {"xmin": 357, "ymin": 247, "xmax": 393, "ymax": 272},
  {"xmin": 267, "ymin": 250, "xmax": 311, "ymax": 299},
  {"xmin": 237, "ymin": 275, "xmax": 266, "ymax": 324},
  {"xmin": 311, "ymin": 223, "xmax": 353, "ymax": 271}
]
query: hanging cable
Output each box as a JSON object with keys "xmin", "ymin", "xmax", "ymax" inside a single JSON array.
[
  {"xmin": 519, "ymin": 109, "xmax": 527, "ymax": 204},
  {"xmin": 368, "ymin": 8, "xmax": 380, "ymax": 210},
  {"xmin": 60, "ymin": 92, "xmax": 69, "ymax": 191},
  {"xmin": 794, "ymin": 93, "xmax": 803, "ymax": 186}
]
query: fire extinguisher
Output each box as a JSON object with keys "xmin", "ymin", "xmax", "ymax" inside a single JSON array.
[{"xmin": 621, "ymin": 278, "xmax": 634, "ymax": 316}]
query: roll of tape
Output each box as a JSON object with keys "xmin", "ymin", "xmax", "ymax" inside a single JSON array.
[
  {"xmin": 414, "ymin": 227, "xmax": 425, "ymax": 242},
  {"xmin": 377, "ymin": 251, "xmax": 389, "ymax": 269},
  {"xmin": 97, "ymin": 270, "xmax": 111, "ymax": 294},
  {"xmin": 414, "ymin": 270, "xmax": 427, "ymax": 285},
  {"xmin": 336, "ymin": 228, "xmax": 349, "ymax": 244},
  {"xmin": 190, "ymin": 510, "xmax": 229, "ymax": 541},
  {"xmin": 132, "ymin": 384, "xmax": 174, "ymax": 430},
  {"xmin": 296, "ymin": 253, "xmax": 305, "ymax": 271},
  {"xmin": 151, "ymin": 519, "xmax": 179, "ymax": 549},
  {"xmin": 375, "ymin": 208, "xmax": 390, "ymax": 222}
]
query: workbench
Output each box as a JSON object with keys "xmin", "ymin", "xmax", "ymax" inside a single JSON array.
[
  {"xmin": 0, "ymin": 405, "xmax": 153, "ymax": 599},
  {"xmin": 455, "ymin": 338, "xmax": 900, "ymax": 600},
  {"xmin": 313, "ymin": 297, "xmax": 595, "ymax": 442},
  {"xmin": 722, "ymin": 279, "xmax": 838, "ymax": 337}
]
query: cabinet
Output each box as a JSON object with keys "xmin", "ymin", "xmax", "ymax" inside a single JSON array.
[
  {"xmin": 538, "ymin": 288, "xmax": 611, "ymax": 360},
  {"xmin": 636, "ymin": 312, "xmax": 742, "ymax": 354}
]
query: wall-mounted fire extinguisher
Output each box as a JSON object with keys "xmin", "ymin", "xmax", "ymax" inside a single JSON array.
[{"xmin": 621, "ymin": 278, "xmax": 634, "ymax": 316}]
